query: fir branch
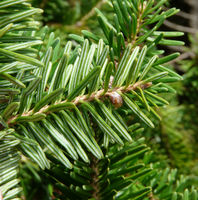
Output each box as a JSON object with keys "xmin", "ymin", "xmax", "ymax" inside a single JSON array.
[
  {"xmin": 1, "ymin": 1, "xmax": 195, "ymax": 199},
  {"xmin": 132, "ymin": 3, "xmax": 145, "ymax": 44},
  {"xmin": 7, "ymin": 81, "xmax": 152, "ymax": 127},
  {"xmin": 72, "ymin": 81, "xmax": 152, "ymax": 105}
]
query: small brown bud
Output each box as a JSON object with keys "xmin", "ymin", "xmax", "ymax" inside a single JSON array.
[
  {"xmin": 108, "ymin": 92, "xmax": 123, "ymax": 108},
  {"xmin": 140, "ymin": 82, "xmax": 152, "ymax": 89}
]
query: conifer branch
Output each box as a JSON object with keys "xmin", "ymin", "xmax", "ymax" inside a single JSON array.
[
  {"xmin": 1, "ymin": 0, "xmax": 195, "ymax": 199},
  {"xmin": 7, "ymin": 81, "xmax": 152, "ymax": 127},
  {"xmin": 132, "ymin": 3, "xmax": 144, "ymax": 44}
]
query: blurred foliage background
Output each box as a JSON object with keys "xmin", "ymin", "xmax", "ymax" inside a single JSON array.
[{"xmin": 20, "ymin": 0, "xmax": 198, "ymax": 198}]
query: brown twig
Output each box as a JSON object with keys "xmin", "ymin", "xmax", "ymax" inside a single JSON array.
[
  {"xmin": 163, "ymin": 7, "xmax": 194, "ymax": 20},
  {"xmin": 175, "ymin": 10, "xmax": 194, "ymax": 20},
  {"xmin": 7, "ymin": 81, "xmax": 152, "ymax": 127},
  {"xmin": 164, "ymin": 20, "xmax": 198, "ymax": 34},
  {"xmin": 165, "ymin": 45, "xmax": 185, "ymax": 53},
  {"xmin": 168, "ymin": 52, "xmax": 195, "ymax": 64},
  {"xmin": 72, "ymin": 82, "xmax": 152, "ymax": 105},
  {"xmin": 190, "ymin": 0, "xmax": 198, "ymax": 30}
]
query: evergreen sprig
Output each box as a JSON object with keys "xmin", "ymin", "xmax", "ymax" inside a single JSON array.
[{"xmin": 0, "ymin": 0, "xmax": 197, "ymax": 199}]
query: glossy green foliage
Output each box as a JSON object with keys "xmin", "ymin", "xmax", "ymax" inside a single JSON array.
[
  {"xmin": 0, "ymin": 129, "xmax": 22, "ymax": 200},
  {"xmin": 43, "ymin": 138, "xmax": 153, "ymax": 200},
  {"xmin": 0, "ymin": 0, "xmax": 197, "ymax": 200},
  {"xmin": 70, "ymin": 0, "xmax": 183, "ymax": 60},
  {"xmin": 0, "ymin": 0, "xmax": 43, "ymax": 198}
]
